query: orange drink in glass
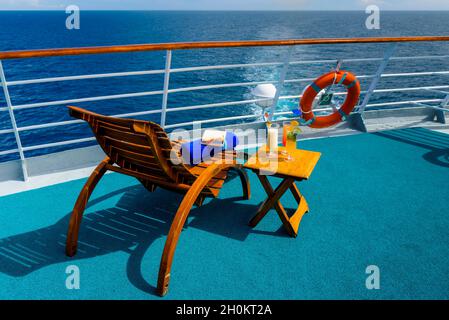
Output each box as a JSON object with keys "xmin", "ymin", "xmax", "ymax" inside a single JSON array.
[
  {"xmin": 286, "ymin": 131, "xmax": 297, "ymax": 154},
  {"xmin": 282, "ymin": 121, "xmax": 291, "ymax": 146},
  {"xmin": 282, "ymin": 121, "xmax": 300, "ymax": 161}
]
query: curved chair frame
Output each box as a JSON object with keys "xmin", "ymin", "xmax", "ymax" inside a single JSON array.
[{"xmin": 157, "ymin": 163, "xmax": 243, "ymax": 296}]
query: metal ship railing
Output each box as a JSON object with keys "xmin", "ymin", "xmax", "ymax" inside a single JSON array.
[{"xmin": 0, "ymin": 36, "xmax": 449, "ymax": 181}]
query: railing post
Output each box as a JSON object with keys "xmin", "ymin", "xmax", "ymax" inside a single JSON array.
[
  {"xmin": 269, "ymin": 46, "xmax": 294, "ymax": 121},
  {"xmin": 349, "ymin": 43, "xmax": 397, "ymax": 132},
  {"xmin": 0, "ymin": 60, "xmax": 28, "ymax": 181},
  {"xmin": 160, "ymin": 50, "xmax": 172, "ymax": 128},
  {"xmin": 435, "ymin": 93, "xmax": 449, "ymax": 123},
  {"xmin": 358, "ymin": 44, "xmax": 396, "ymax": 114}
]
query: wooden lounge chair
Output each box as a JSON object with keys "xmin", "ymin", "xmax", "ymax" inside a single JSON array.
[{"xmin": 65, "ymin": 106, "xmax": 250, "ymax": 296}]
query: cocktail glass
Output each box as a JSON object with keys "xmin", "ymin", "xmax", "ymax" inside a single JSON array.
[
  {"xmin": 282, "ymin": 121, "xmax": 300, "ymax": 161},
  {"xmin": 282, "ymin": 121, "xmax": 291, "ymax": 147}
]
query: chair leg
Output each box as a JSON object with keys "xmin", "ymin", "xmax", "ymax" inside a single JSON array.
[
  {"xmin": 157, "ymin": 163, "xmax": 231, "ymax": 296},
  {"xmin": 231, "ymin": 166, "xmax": 251, "ymax": 200},
  {"xmin": 194, "ymin": 196, "xmax": 205, "ymax": 207},
  {"xmin": 65, "ymin": 157, "xmax": 110, "ymax": 257}
]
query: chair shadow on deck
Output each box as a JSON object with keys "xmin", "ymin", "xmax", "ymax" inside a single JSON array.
[
  {"xmin": 373, "ymin": 127, "xmax": 449, "ymax": 168},
  {"xmin": 0, "ymin": 173, "xmax": 262, "ymax": 295}
]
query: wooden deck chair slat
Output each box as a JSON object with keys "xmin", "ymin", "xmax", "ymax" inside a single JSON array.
[
  {"xmin": 127, "ymin": 161, "xmax": 170, "ymax": 177},
  {"xmin": 102, "ymin": 136, "xmax": 152, "ymax": 155},
  {"xmin": 108, "ymin": 145, "xmax": 159, "ymax": 166},
  {"xmin": 114, "ymin": 156, "xmax": 165, "ymax": 173},
  {"xmin": 108, "ymin": 164, "xmax": 173, "ymax": 185},
  {"xmin": 96, "ymin": 119, "xmax": 132, "ymax": 131},
  {"xmin": 98, "ymin": 125, "xmax": 150, "ymax": 146}
]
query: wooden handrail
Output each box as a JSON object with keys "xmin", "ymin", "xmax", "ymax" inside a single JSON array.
[{"xmin": 0, "ymin": 36, "xmax": 449, "ymax": 60}]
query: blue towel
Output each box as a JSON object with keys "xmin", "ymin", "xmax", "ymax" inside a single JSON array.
[{"xmin": 180, "ymin": 132, "xmax": 239, "ymax": 166}]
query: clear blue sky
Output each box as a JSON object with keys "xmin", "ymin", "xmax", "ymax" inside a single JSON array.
[{"xmin": 1, "ymin": 0, "xmax": 449, "ymax": 11}]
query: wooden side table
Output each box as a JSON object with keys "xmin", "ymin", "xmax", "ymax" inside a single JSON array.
[{"xmin": 244, "ymin": 146, "xmax": 321, "ymax": 237}]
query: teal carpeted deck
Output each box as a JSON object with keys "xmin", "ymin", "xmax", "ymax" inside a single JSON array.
[{"xmin": 0, "ymin": 127, "xmax": 448, "ymax": 299}]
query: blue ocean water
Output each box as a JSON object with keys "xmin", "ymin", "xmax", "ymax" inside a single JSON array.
[{"xmin": 0, "ymin": 11, "xmax": 449, "ymax": 161}]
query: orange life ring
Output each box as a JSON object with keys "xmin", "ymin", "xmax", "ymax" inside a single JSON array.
[{"xmin": 300, "ymin": 70, "xmax": 361, "ymax": 128}]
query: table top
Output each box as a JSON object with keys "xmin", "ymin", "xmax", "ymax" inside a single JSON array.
[{"xmin": 244, "ymin": 145, "xmax": 321, "ymax": 180}]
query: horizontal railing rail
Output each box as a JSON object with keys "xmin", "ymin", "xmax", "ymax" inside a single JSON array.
[
  {"xmin": 2, "ymin": 54, "xmax": 448, "ymax": 87},
  {"xmin": 2, "ymin": 61, "xmax": 449, "ymax": 112},
  {"xmin": 1, "ymin": 36, "xmax": 449, "ymax": 59},
  {"xmin": 0, "ymin": 36, "xmax": 449, "ymax": 181}
]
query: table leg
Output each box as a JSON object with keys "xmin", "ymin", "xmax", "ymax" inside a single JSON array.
[
  {"xmin": 289, "ymin": 182, "xmax": 302, "ymax": 204},
  {"xmin": 249, "ymin": 175, "xmax": 296, "ymax": 237},
  {"xmin": 288, "ymin": 181, "xmax": 309, "ymax": 236}
]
